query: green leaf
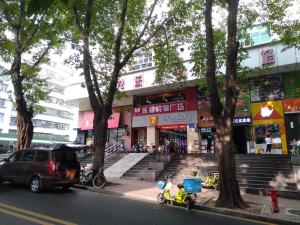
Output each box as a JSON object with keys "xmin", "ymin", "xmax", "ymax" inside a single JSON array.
[{"xmin": 27, "ymin": 0, "xmax": 54, "ymax": 16}]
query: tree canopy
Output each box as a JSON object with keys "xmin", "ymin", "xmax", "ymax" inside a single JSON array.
[{"xmin": 0, "ymin": 0, "xmax": 67, "ymax": 148}]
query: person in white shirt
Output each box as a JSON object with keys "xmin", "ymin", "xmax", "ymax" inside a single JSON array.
[{"xmin": 265, "ymin": 134, "xmax": 272, "ymax": 154}]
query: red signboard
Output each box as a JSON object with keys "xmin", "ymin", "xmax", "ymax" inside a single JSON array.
[
  {"xmin": 133, "ymin": 102, "xmax": 185, "ymax": 116},
  {"xmin": 81, "ymin": 111, "xmax": 120, "ymax": 130},
  {"xmin": 283, "ymin": 98, "xmax": 300, "ymax": 112},
  {"xmin": 134, "ymin": 75, "xmax": 143, "ymax": 88},
  {"xmin": 159, "ymin": 124, "xmax": 187, "ymax": 130}
]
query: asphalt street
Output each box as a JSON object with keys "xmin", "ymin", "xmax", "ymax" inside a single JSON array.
[{"xmin": 0, "ymin": 183, "xmax": 273, "ymax": 225}]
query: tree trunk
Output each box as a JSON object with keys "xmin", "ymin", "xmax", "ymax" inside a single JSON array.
[
  {"xmin": 16, "ymin": 113, "xmax": 33, "ymax": 149},
  {"xmin": 204, "ymin": 0, "xmax": 246, "ymax": 209},
  {"xmin": 92, "ymin": 110, "xmax": 108, "ymax": 175},
  {"xmin": 215, "ymin": 122, "xmax": 247, "ymax": 208}
]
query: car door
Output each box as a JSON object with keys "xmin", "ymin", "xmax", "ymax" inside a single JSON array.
[
  {"xmin": 0, "ymin": 151, "xmax": 23, "ymax": 182},
  {"xmin": 20, "ymin": 150, "xmax": 36, "ymax": 184}
]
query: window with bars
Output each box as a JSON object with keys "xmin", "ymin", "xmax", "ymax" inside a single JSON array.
[
  {"xmin": 128, "ymin": 52, "xmax": 153, "ymax": 71},
  {"xmin": 10, "ymin": 117, "xmax": 70, "ymax": 130}
]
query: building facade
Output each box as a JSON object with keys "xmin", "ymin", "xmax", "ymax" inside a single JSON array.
[{"xmin": 65, "ymin": 31, "xmax": 300, "ymax": 155}]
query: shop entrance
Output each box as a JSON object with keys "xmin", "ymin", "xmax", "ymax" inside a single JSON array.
[
  {"xmin": 159, "ymin": 128, "xmax": 187, "ymax": 154},
  {"xmin": 233, "ymin": 126, "xmax": 247, "ymax": 153}
]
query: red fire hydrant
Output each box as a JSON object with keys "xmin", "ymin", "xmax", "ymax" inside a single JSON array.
[{"xmin": 269, "ymin": 187, "xmax": 279, "ymax": 213}]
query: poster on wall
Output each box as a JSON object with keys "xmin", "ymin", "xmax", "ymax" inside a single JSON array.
[{"xmin": 249, "ymin": 74, "xmax": 284, "ymax": 102}]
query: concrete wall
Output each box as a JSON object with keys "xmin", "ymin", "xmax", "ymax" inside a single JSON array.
[{"xmin": 146, "ymin": 126, "xmax": 159, "ymax": 150}]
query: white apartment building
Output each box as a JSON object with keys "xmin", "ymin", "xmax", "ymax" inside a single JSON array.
[{"xmin": 0, "ymin": 62, "xmax": 79, "ymax": 151}]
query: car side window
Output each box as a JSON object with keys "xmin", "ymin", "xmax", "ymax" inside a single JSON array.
[
  {"xmin": 22, "ymin": 151, "xmax": 35, "ymax": 162},
  {"xmin": 36, "ymin": 151, "xmax": 49, "ymax": 162},
  {"xmin": 9, "ymin": 151, "xmax": 22, "ymax": 162}
]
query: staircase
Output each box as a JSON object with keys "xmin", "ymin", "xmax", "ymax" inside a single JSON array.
[
  {"xmin": 78, "ymin": 153, "xmax": 127, "ymax": 170},
  {"xmin": 158, "ymin": 154, "xmax": 218, "ymax": 184},
  {"xmin": 235, "ymin": 154, "xmax": 298, "ymax": 198},
  {"xmin": 158, "ymin": 154, "xmax": 299, "ymax": 198},
  {"xmin": 122, "ymin": 154, "xmax": 158, "ymax": 180}
]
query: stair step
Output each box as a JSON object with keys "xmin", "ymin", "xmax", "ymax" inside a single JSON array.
[{"xmin": 239, "ymin": 183, "xmax": 297, "ymax": 191}]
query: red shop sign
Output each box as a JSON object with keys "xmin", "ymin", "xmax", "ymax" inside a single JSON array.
[
  {"xmin": 159, "ymin": 124, "xmax": 187, "ymax": 130},
  {"xmin": 133, "ymin": 102, "xmax": 185, "ymax": 116}
]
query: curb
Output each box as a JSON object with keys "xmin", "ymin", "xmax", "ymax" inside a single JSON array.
[
  {"xmin": 73, "ymin": 184, "xmax": 300, "ymax": 225},
  {"xmin": 194, "ymin": 204, "xmax": 300, "ymax": 225}
]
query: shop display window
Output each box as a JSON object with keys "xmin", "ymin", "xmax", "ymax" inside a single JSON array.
[
  {"xmin": 199, "ymin": 127, "xmax": 215, "ymax": 153},
  {"xmin": 255, "ymin": 124, "xmax": 282, "ymax": 149},
  {"xmin": 135, "ymin": 129, "xmax": 147, "ymax": 146},
  {"xmin": 249, "ymin": 74, "xmax": 284, "ymax": 102},
  {"xmin": 159, "ymin": 129, "xmax": 187, "ymax": 153},
  {"xmin": 107, "ymin": 128, "xmax": 125, "ymax": 145}
]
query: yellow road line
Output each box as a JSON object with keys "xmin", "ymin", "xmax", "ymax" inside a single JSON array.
[
  {"xmin": 0, "ymin": 207, "xmax": 55, "ymax": 225},
  {"xmin": 0, "ymin": 203, "xmax": 77, "ymax": 225},
  {"xmin": 199, "ymin": 209, "xmax": 277, "ymax": 225}
]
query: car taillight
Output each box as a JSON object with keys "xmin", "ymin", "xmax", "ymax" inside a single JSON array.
[{"xmin": 48, "ymin": 160, "xmax": 56, "ymax": 176}]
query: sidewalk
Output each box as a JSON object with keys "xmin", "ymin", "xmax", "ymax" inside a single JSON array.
[{"xmin": 75, "ymin": 178, "xmax": 300, "ymax": 224}]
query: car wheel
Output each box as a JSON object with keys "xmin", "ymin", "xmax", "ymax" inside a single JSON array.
[
  {"xmin": 30, "ymin": 177, "xmax": 41, "ymax": 193},
  {"xmin": 186, "ymin": 197, "xmax": 194, "ymax": 211},
  {"xmin": 157, "ymin": 193, "xmax": 165, "ymax": 204}
]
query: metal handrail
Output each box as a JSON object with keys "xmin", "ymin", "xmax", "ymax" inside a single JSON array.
[{"xmin": 104, "ymin": 145, "xmax": 115, "ymax": 159}]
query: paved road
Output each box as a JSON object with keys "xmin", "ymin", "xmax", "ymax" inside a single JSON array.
[{"xmin": 0, "ymin": 183, "xmax": 272, "ymax": 225}]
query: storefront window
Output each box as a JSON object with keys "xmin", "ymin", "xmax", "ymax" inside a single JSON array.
[
  {"xmin": 249, "ymin": 74, "xmax": 284, "ymax": 102},
  {"xmin": 135, "ymin": 129, "xmax": 147, "ymax": 146},
  {"xmin": 107, "ymin": 128, "xmax": 125, "ymax": 145},
  {"xmin": 159, "ymin": 129, "xmax": 187, "ymax": 153},
  {"xmin": 255, "ymin": 124, "xmax": 282, "ymax": 148}
]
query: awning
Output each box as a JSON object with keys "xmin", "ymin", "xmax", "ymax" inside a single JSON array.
[{"xmin": 81, "ymin": 111, "xmax": 120, "ymax": 130}]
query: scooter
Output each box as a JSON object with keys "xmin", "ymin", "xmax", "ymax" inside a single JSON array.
[
  {"xmin": 202, "ymin": 172, "xmax": 219, "ymax": 190},
  {"xmin": 157, "ymin": 175, "xmax": 195, "ymax": 210}
]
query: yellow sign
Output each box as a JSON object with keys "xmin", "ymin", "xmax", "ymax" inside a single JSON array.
[
  {"xmin": 251, "ymin": 101, "xmax": 287, "ymax": 154},
  {"xmin": 149, "ymin": 116, "xmax": 158, "ymax": 126}
]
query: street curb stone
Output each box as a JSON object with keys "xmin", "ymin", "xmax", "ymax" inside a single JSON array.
[
  {"xmin": 73, "ymin": 184, "xmax": 300, "ymax": 225},
  {"xmin": 194, "ymin": 204, "xmax": 300, "ymax": 225}
]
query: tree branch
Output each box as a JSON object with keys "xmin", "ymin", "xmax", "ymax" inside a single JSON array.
[
  {"xmin": 105, "ymin": 0, "xmax": 129, "ymax": 108},
  {"xmin": 224, "ymin": 0, "xmax": 240, "ymax": 119},
  {"xmin": 204, "ymin": 0, "xmax": 223, "ymax": 119},
  {"xmin": 32, "ymin": 42, "xmax": 52, "ymax": 67},
  {"xmin": 88, "ymin": 55, "xmax": 104, "ymax": 108},
  {"xmin": 73, "ymin": 0, "xmax": 101, "ymax": 112},
  {"xmin": 114, "ymin": 0, "xmax": 129, "ymax": 67},
  {"xmin": 120, "ymin": 17, "xmax": 168, "ymax": 68},
  {"xmin": 84, "ymin": 0, "xmax": 93, "ymax": 35},
  {"xmin": 18, "ymin": 0, "xmax": 25, "ymax": 31},
  {"xmin": 73, "ymin": 4, "xmax": 84, "ymax": 35},
  {"xmin": 120, "ymin": 0, "xmax": 161, "ymax": 67},
  {"xmin": 21, "ymin": 12, "xmax": 47, "ymax": 53}
]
